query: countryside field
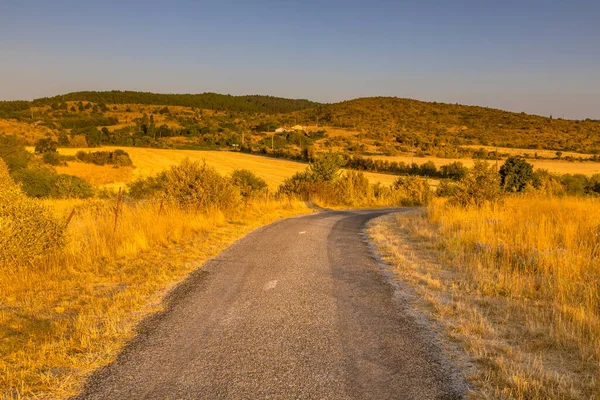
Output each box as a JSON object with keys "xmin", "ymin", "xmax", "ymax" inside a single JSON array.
[{"xmin": 52, "ymin": 147, "xmax": 399, "ymax": 188}]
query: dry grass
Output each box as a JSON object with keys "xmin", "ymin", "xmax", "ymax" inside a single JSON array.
[
  {"xmin": 0, "ymin": 119, "xmax": 55, "ymax": 145},
  {"xmin": 0, "ymin": 196, "xmax": 312, "ymax": 399},
  {"xmin": 54, "ymin": 147, "xmax": 398, "ymax": 188},
  {"xmin": 370, "ymin": 155, "xmax": 600, "ymax": 177},
  {"xmin": 55, "ymin": 164, "xmax": 134, "ymax": 187},
  {"xmin": 368, "ymin": 197, "xmax": 600, "ymax": 399}
]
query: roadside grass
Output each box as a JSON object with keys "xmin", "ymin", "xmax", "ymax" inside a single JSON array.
[
  {"xmin": 367, "ymin": 196, "xmax": 600, "ymax": 399},
  {"xmin": 0, "ymin": 197, "xmax": 312, "ymax": 399}
]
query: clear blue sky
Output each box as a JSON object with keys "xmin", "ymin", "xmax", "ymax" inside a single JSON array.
[{"xmin": 1, "ymin": 0, "xmax": 599, "ymax": 119}]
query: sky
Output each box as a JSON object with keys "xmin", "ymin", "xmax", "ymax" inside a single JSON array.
[{"xmin": 1, "ymin": 0, "xmax": 599, "ymax": 119}]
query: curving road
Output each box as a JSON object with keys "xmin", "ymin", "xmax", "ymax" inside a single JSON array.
[{"xmin": 74, "ymin": 209, "xmax": 467, "ymax": 400}]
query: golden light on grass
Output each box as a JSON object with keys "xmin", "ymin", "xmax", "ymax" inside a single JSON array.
[
  {"xmin": 54, "ymin": 147, "xmax": 398, "ymax": 188},
  {"xmin": 368, "ymin": 196, "xmax": 600, "ymax": 399},
  {"xmin": 0, "ymin": 196, "xmax": 312, "ymax": 399}
]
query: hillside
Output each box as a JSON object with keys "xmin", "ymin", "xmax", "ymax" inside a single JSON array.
[
  {"xmin": 2, "ymin": 92, "xmax": 600, "ymax": 157},
  {"xmin": 1, "ymin": 90, "xmax": 319, "ymax": 117},
  {"xmin": 299, "ymin": 97, "xmax": 600, "ymax": 155}
]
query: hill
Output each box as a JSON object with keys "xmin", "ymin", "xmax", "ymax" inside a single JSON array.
[
  {"xmin": 299, "ymin": 97, "xmax": 600, "ymax": 155},
  {"xmin": 2, "ymin": 92, "xmax": 600, "ymax": 157},
  {"xmin": 1, "ymin": 90, "xmax": 320, "ymax": 117}
]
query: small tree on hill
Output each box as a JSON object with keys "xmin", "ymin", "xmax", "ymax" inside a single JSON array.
[{"xmin": 499, "ymin": 156, "xmax": 533, "ymax": 192}]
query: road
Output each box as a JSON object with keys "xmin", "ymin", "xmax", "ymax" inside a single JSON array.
[{"xmin": 74, "ymin": 209, "xmax": 467, "ymax": 400}]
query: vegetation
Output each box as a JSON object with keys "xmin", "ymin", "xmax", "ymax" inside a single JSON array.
[
  {"xmin": 75, "ymin": 149, "xmax": 133, "ymax": 166},
  {"xmin": 31, "ymin": 90, "xmax": 319, "ymax": 114},
  {"xmin": 0, "ymin": 160, "xmax": 65, "ymax": 267},
  {"xmin": 369, "ymin": 197, "xmax": 600, "ymax": 398},
  {"xmin": 231, "ymin": 169, "xmax": 268, "ymax": 197},
  {"xmin": 278, "ymin": 153, "xmax": 432, "ymax": 207},
  {"xmin": 301, "ymin": 97, "xmax": 600, "ymax": 154}
]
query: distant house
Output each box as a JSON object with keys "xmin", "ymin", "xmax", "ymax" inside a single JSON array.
[
  {"xmin": 292, "ymin": 125, "xmax": 305, "ymax": 131},
  {"xmin": 275, "ymin": 127, "xmax": 288, "ymax": 133}
]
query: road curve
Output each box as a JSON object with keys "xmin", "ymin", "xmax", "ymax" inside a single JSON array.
[{"xmin": 74, "ymin": 209, "xmax": 467, "ymax": 399}]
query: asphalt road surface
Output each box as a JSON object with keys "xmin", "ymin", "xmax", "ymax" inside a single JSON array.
[{"xmin": 74, "ymin": 209, "xmax": 468, "ymax": 400}]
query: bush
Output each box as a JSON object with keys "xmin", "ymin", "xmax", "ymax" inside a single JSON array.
[
  {"xmin": 231, "ymin": 169, "xmax": 268, "ymax": 197},
  {"xmin": 127, "ymin": 158, "xmax": 241, "ymax": 211},
  {"xmin": 75, "ymin": 149, "xmax": 133, "ymax": 166},
  {"xmin": 499, "ymin": 156, "xmax": 533, "ymax": 192},
  {"xmin": 451, "ymin": 161, "xmax": 503, "ymax": 207},
  {"xmin": 333, "ymin": 170, "xmax": 371, "ymax": 205},
  {"xmin": 34, "ymin": 138, "xmax": 58, "ymax": 154},
  {"xmin": 42, "ymin": 151, "xmax": 62, "ymax": 165},
  {"xmin": 308, "ymin": 152, "xmax": 345, "ymax": 182},
  {"xmin": 0, "ymin": 134, "xmax": 31, "ymax": 172},
  {"xmin": 0, "ymin": 160, "xmax": 65, "ymax": 267},
  {"xmin": 11, "ymin": 168, "xmax": 93, "ymax": 199},
  {"xmin": 436, "ymin": 179, "xmax": 458, "ymax": 197},
  {"xmin": 391, "ymin": 176, "xmax": 432, "ymax": 206}
]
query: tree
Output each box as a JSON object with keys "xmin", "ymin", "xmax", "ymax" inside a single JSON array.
[
  {"xmin": 499, "ymin": 156, "xmax": 533, "ymax": 192},
  {"xmin": 308, "ymin": 152, "xmax": 345, "ymax": 182},
  {"xmin": 34, "ymin": 138, "xmax": 58, "ymax": 154},
  {"xmin": 0, "ymin": 135, "xmax": 31, "ymax": 172},
  {"xmin": 451, "ymin": 161, "xmax": 502, "ymax": 207}
]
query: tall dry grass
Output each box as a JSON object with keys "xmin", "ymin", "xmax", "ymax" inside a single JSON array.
[
  {"xmin": 369, "ymin": 196, "xmax": 600, "ymax": 398},
  {"xmin": 0, "ymin": 194, "xmax": 310, "ymax": 399},
  {"xmin": 428, "ymin": 196, "xmax": 600, "ymax": 365}
]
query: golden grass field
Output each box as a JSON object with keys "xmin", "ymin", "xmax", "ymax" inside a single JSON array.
[
  {"xmin": 370, "ymin": 154, "xmax": 600, "ymax": 176},
  {"xmin": 53, "ymin": 147, "xmax": 399, "ymax": 188},
  {"xmin": 0, "ymin": 196, "xmax": 312, "ymax": 399},
  {"xmin": 368, "ymin": 197, "xmax": 600, "ymax": 399}
]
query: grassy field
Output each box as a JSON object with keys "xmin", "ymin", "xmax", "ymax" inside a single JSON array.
[
  {"xmin": 53, "ymin": 147, "xmax": 399, "ymax": 188},
  {"xmin": 1, "ymin": 196, "xmax": 312, "ymax": 399},
  {"xmin": 370, "ymin": 154, "xmax": 600, "ymax": 176},
  {"xmin": 368, "ymin": 197, "xmax": 600, "ymax": 399}
]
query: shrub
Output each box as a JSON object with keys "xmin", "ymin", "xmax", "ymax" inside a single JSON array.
[
  {"xmin": 436, "ymin": 179, "xmax": 458, "ymax": 197},
  {"xmin": 391, "ymin": 176, "xmax": 432, "ymax": 206},
  {"xmin": 451, "ymin": 161, "xmax": 503, "ymax": 207},
  {"xmin": 127, "ymin": 158, "xmax": 241, "ymax": 211},
  {"xmin": 42, "ymin": 151, "xmax": 62, "ymax": 165},
  {"xmin": 499, "ymin": 156, "xmax": 534, "ymax": 192},
  {"xmin": 0, "ymin": 160, "xmax": 65, "ymax": 267},
  {"xmin": 334, "ymin": 170, "xmax": 371, "ymax": 205},
  {"xmin": 308, "ymin": 152, "xmax": 345, "ymax": 182},
  {"xmin": 11, "ymin": 168, "xmax": 93, "ymax": 199},
  {"xmin": 231, "ymin": 169, "xmax": 268, "ymax": 197},
  {"xmin": 34, "ymin": 138, "xmax": 58, "ymax": 154},
  {"xmin": 0, "ymin": 134, "xmax": 31, "ymax": 172},
  {"xmin": 75, "ymin": 149, "xmax": 133, "ymax": 166}
]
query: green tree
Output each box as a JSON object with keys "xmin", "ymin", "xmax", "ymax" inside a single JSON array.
[
  {"xmin": 0, "ymin": 135, "xmax": 31, "ymax": 172},
  {"xmin": 451, "ymin": 161, "xmax": 502, "ymax": 207},
  {"xmin": 308, "ymin": 152, "xmax": 345, "ymax": 182},
  {"xmin": 499, "ymin": 156, "xmax": 533, "ymax": 192},
  {"xmin": 231, "ymin": 169, "xmax": 268, "ymax": 197},
  {"xmin": 34, "ymin": 138, "xmax": 58, "ymax": 154}
]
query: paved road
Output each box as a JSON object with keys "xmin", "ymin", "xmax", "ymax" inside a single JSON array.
[{"xmin": 75, "ymin": 209, "xmax": 467, "ymax": 400}]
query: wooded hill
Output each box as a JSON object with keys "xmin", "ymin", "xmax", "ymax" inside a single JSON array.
[
  {"xmin": 2, "ymin": 91, "xmax": 599, "ymax": 154},
  {"xmin": 1, "ymin": 91, "xmax": 319, "ymax": 116},
  {"xmin": 300, "ymin": 97, "xmax": 600, "ymax": 154}
]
